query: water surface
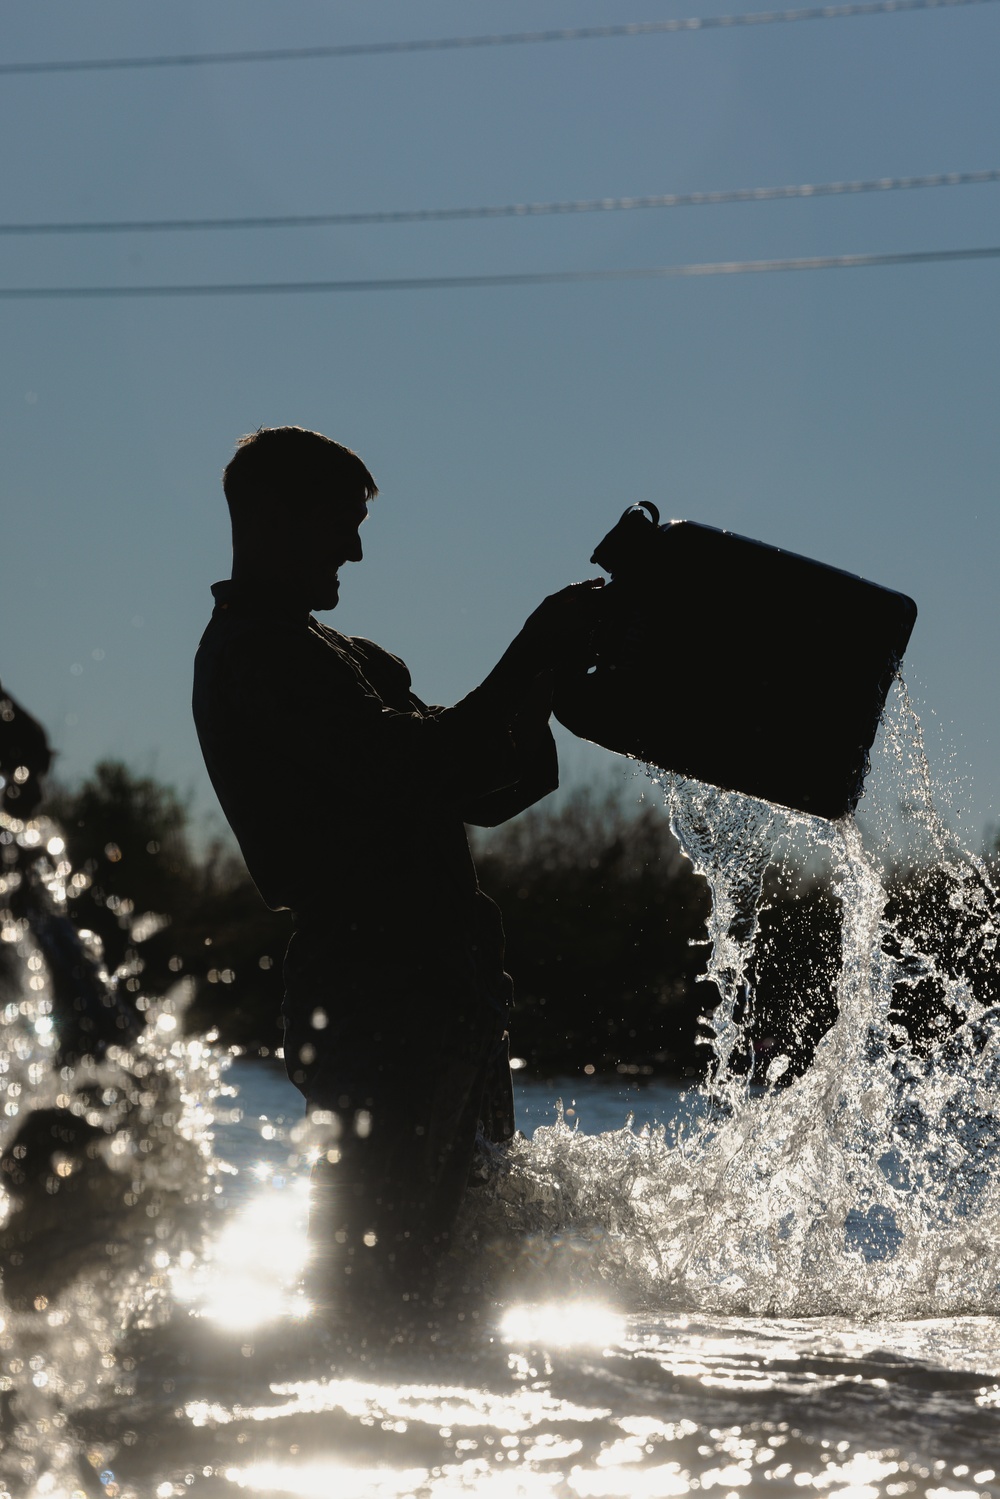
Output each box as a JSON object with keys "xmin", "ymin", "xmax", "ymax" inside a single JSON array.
[{"xmin": 3, "ymin": 683, "xmax": 1000, "ymax": 1496}]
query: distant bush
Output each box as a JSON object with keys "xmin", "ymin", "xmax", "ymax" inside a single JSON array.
[
  {"xmin": 43, "ymin": 762, "xmax": 289, "ymax": 1052},
  {"xmin": 471, "ymin": 787, "xmax": 713, "ymax": 1076},
  {"xmin": 37, "ymin": 762, "xmax": 1000, "ymax": 1080}
]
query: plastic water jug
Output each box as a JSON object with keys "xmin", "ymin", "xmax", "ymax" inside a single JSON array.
[{"xmin": 553, "ymin": 504, "xmax": 918, "ymax": 820}]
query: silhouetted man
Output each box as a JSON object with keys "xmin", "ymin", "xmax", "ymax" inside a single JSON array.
[{"xmin": 192, "ymin": 427, "xmax": 601, "ymax": 1307}]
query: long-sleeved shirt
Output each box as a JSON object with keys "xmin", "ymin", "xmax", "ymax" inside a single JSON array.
[{"xmin": 192, "ymin": 580, "xmax": 557, "ymax": 988}]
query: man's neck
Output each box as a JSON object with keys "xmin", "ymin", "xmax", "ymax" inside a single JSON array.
[{"xmin": 219, "ymin": 570, "xmax": 315, "ymax": 621}]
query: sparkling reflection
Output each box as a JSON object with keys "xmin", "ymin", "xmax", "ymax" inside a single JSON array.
[
  {"xmin": 500, "ymin": 1302, "xmax": 625, "ymax": 1349},
  {"xmin": 568, "ymin": 1467, "xmax": 689, "ymax": 1497},
  {"xmin": 171, "ymin": 1173, "xmax": 311, "ymax": 1328},
  {"xmin": 224, "ymin": 1462, "xmax": 431, "ymax": 1496},
  {"xmin": 7, "ymin": 718, "xmax": 1000, "ymax": 1499},
  {"xmin": 246, "ymin": 1375, "xmax": 612, "ymax": 1432}
]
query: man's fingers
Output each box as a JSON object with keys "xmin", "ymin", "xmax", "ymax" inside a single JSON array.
[{"xmin": 552, "ymin": 577, "xmax": 604, "ymax": 598}]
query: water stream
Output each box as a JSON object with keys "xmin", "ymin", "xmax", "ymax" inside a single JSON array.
[{"xmin": 2, "ymin": 682, "xmax": 1000, "ymax": 1497}]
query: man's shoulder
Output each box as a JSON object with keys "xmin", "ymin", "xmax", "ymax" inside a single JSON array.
[
  {"xmin": 194, "ymin": 592, "xmax": 314, "ymax": 719},
  {"xmin": 195, "ymin": 604, "xmax": 292, "ymax": 676}
]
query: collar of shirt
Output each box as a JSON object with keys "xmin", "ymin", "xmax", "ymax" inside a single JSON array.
[{"xmin": 211, "ymin": 578, "xmax": 314, "ymax": 624}]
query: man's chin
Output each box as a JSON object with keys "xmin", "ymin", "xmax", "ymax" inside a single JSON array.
[{"xmin": 311, "ymin": 578, "xmax": 341, "ymax": 611}]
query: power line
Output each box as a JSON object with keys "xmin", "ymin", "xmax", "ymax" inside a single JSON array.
[
  {"xmin": 2, "ymin": 170, "xmax": 997, "ymax": 237},
  {"xmin": 0, "ymin": 246, "xmax": 996, "ymax": 298},
  {"xmin": 2, "ymin": 0, "xmax": 995, "ymax": 76}
]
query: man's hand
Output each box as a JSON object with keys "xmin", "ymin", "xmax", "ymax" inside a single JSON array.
[
  {"xmin": 515, "ymin": 579, "xmax": 606, "ymax": 674},
  {"xmin": 473, "ymin": 578, "xmax": 606, "ymax": 716}
]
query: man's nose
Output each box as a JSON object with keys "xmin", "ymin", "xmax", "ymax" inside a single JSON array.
[{"xmin": 343, "ymin": 534, "xmax": 363, "ymax": 563}]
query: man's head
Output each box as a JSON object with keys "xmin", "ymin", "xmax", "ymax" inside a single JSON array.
[{"xmin": 223, "ymin": 426, "xmax": 378, "ymax": 609}]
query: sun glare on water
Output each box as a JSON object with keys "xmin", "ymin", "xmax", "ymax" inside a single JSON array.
[
  {"xmin": 224, "ymin": 1462, "xmax": 432, "ymax": 1497},
  {"xmin": 170, "ymin": 1171, "xmax": 312, "ymax": 1328},
  {"xmin": 500, "ymin": 1302, "xmax": 625, "ymax": 1349}
]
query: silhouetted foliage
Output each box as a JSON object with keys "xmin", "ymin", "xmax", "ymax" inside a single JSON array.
[
  {"xmin": 748, "ymin": 869, "xmax": 841, "ymax": 1082},
  {"xmin": 882, "ymin": 856, "xmax": 1000, "ymax": 1049},
  {"xmin": 45, "ymin": 762, "xmax": 196, "ymax": 975},
  {"xmin": 36, "ymin": 763, "xmax": 1000, "ymax": 1080},
  {"xmin": 748, "ymin": 848, "xmax": 1000, "ymax": 1083},
  {"xmin": 42, "ymin": 762, "xmax": 290, "ymax": 1052},
  {"xmin": 471, "ymin": 789, "xmax": 714, "ymax": 1076}
]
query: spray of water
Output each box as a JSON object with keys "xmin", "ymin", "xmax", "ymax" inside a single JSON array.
[
  {"xmin": 0, "ymin": 807, "xmax": 231, "ymax": 1496},
  {"xmin": 2, "ymin": 678, "xmax": 1000, "ymax": 1494},
  {"xmin": 469, "ymin": 682, "xmax": 1000, "ymax": 1319}
]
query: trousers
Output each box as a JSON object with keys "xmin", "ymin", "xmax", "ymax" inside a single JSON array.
[{"xmin": 282, "ymin": 928, "xmax": 514, "ymax": 1301}]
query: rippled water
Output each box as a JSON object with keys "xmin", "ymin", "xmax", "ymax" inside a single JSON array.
[{"xmin": 3, "ymin": 684, "xmax": 1000, "ymax": 1497}]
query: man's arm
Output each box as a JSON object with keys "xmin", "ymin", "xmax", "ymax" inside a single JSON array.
[
  {"xmin": 419, "ymin": 579, "xmax": 604, "ymax": 815},
  {"xmin": 312, "ymin": 579, "xmax": 604, "ymax": 816},
  {"xmin": 460, "ymin": 671, "xmax": 559, "ymax": 827},
  {"xmin": 202, "ymin": 580, "xmax": 605, "ymax": 821}
]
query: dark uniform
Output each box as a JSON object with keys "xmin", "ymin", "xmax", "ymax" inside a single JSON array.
[{"xmin": 192, "ymin": 579, "xmax": 557, "ymax": 1291}]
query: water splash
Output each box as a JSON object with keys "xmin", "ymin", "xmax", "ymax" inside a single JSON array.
[
  {"xmin": 466, "ymin": 682, "xmax": 1000, "ymax": 1320},
  {"xmin": 0, "ymin": 806, "xmax": 231, "ymax": 1496},
  {"xmin": 3, "ymin": 679, "xmax": 1000, "ymax": 1494},
  {"xmin": 660, "ymin": 780, "xmax": 777, "ymax": 1102}
]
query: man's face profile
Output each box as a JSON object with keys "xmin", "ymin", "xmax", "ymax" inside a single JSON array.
[
  {"xmin": 291, "ymin": 486, "xmax": 369, "ymax": 611},
  {"xmin": 226, "ymin": 429, "xmax": 376, "ymax": 611}
]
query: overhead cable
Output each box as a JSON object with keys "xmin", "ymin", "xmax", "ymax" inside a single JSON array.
[
  {"xmin": 2, "ymin": 170, "xmax": 997, "ymax": 237},
  {"xmin": 0, "ymin": 246, "xmax": 996, "ymax": 298},
  {"xmin": 1, "ymin": 0, "xmax": 996, "ymax": 77}
]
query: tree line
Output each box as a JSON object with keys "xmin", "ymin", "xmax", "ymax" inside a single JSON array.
[{"xmin": 33, "ymin": 761, "xmax": 1000, "ymax": 1081}]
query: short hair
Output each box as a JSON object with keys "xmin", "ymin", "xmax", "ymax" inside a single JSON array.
[{"xmin": 223, "ymin": 426, "xmax": 378, "ymax": 513}]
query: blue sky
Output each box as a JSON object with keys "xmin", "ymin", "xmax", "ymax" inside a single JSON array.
[{"xmin": 1, "ymin": 1, "xmax": 998, "ymax": 844}]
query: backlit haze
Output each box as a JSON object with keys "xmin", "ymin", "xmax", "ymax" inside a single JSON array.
[{"xmin": 1, "ymin": 0, "xmax": 998, "ymax": 842}]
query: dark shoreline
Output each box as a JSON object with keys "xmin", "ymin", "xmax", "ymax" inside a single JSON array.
[{"xmin": 230, "ymin": 1046, "xmax": 702, "ymax": 1089}]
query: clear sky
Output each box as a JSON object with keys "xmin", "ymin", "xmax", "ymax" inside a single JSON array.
[{"xmin": 1, "ymin": 1, "xmax": 998, "ymax": 845}]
